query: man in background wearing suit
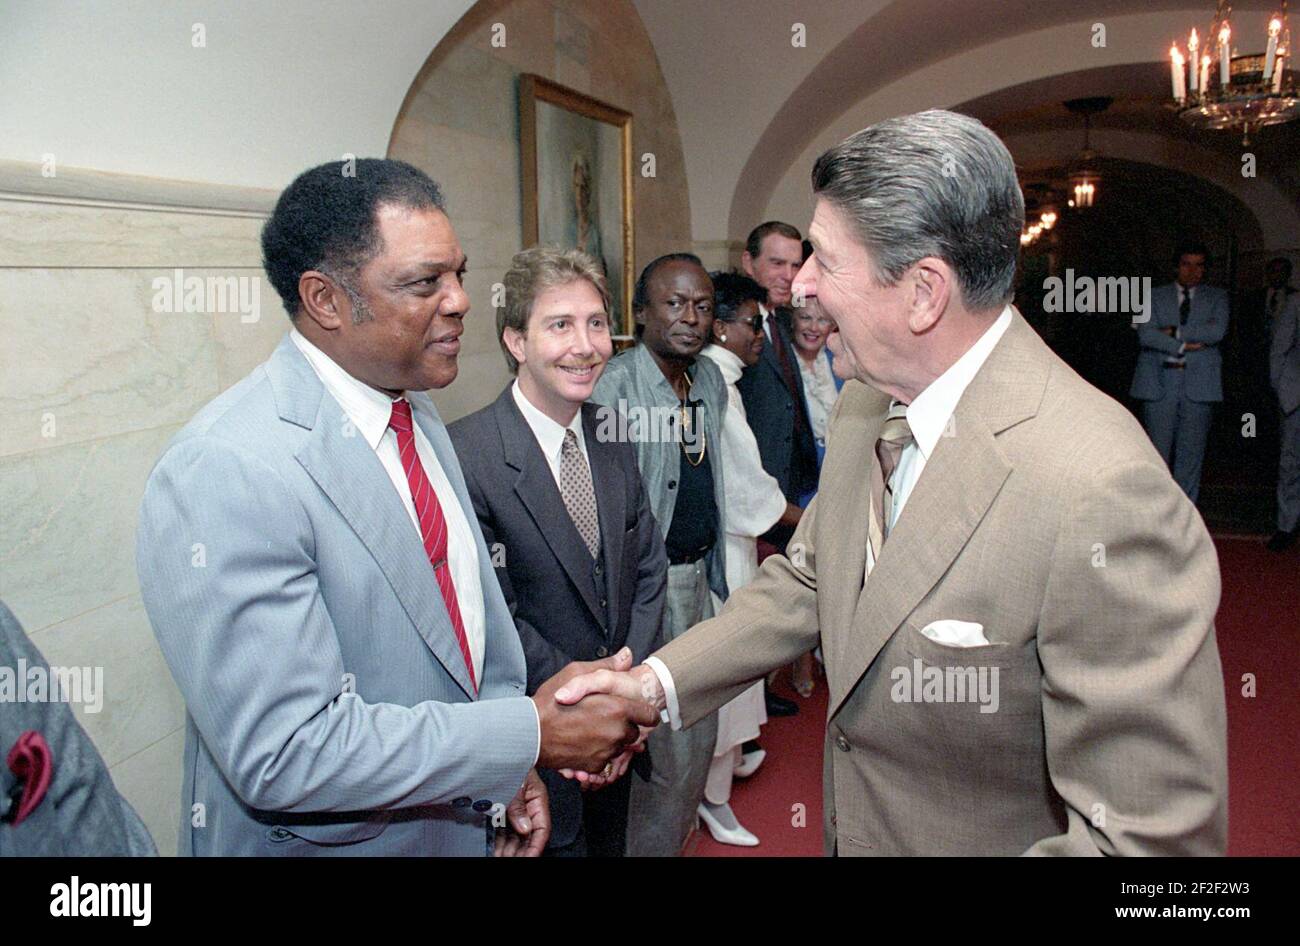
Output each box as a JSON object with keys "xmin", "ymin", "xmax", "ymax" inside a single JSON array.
[
  {"xmin": 1130, "ymin": 242, "xmax": 1230, "ymax": 503},
  {"xmin": 136, "ymin": 160, "xmax": 655, "ymax": 857},
  {"xmin": 739, "ymin": 221, "xmax": 820, "ymax": 518},
  {"xmin": 1269, "ymin": 292, "xmax": 1300, "ymax": 551},
  {"xmin": 557, "ymin": 110, "xmax": 1227, "ymax": 855},
  {"xmin": 449, "ymin": 247, "xmax": 667, "ymax": 855},
  {"xmin": 1254, "ymin": 257, "xmax": 1297, "ymax": 341},
  {"xmin": 739, "ymin": 221, "xmax": 818, "ymax": 719}
]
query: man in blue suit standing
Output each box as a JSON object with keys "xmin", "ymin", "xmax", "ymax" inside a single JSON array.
[
  {"xmin": 135, "ymin": 159, "xmax": 656, "ymax": 857},
  {"xmin": 1130, "ymin": 242, "xmax": 1229, "ymax": 503}
]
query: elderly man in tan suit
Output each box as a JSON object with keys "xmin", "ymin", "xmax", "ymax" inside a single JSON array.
[{"xmin": 556, "ymin": 109, "xmax": 1228, "ymax": 856}]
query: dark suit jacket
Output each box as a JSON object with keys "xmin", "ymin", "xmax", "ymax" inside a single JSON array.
[
  {"xmin": 0, "ymin": 601, "xmax": 156, "ymax": 856},
  {"xmin": 737, "ymin": 307, "xmax": 819, "ymax": 503},
  {"xmin": 448, "ymin": 386, "xmax": 668, "ymax": 848}
]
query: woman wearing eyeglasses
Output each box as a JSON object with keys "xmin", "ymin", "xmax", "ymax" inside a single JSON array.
[{"xmin": 695, "ymin": 271, "xmax": 803, "ymax": 846}]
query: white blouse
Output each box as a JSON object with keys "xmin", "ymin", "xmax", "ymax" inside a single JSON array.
[{"xmin": 798, "ymin": 349, "xmax": 839, "ymax": 444}]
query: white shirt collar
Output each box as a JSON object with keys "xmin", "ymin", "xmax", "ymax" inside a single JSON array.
[
  {"xmin": 290, "ymin": 328, "xmax": 402, "ymax": 450},
  {"xmin": 511, "ymin": 379, "xmax": 585, "ymax": 464},
  {"xmin": 904, "ymin": 306, "xmax": 1013, "ymax": 461}
]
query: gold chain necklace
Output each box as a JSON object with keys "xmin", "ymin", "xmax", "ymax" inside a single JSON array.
[
  {"xmin": 678, "ymin": 371, "xmax": 707, "ymax": 466},
  {"xmin": 678, "ymin": 370, "xmax": 693, "ymax": 430}
]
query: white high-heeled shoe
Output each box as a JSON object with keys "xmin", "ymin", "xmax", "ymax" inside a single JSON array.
[
  {"xmin": 698, "ymin": 802, "xmax": 759, "ymax": 847},
  {"xmin": 733, "ymin": 748, "xmax": 766, "ymax": 779}
]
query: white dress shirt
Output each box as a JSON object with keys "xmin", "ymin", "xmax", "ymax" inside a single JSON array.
[
  {"xmin": 647, "ymin": 306, "xmax": 1014, "ymax": 728},
  {"xmin": 511, "ymin": 380, "xmax": 590, "ymax": 490},
  {"xmin": 289, "ymin": 329, "xmax": 487, "ymax": 684},
  {"xmin": 1168, "ymin": 285, "xmax": 1195, "ymax": 363}
]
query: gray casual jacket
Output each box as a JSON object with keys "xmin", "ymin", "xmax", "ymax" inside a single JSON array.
[{"xmin": 593, "ymin": 344, "xmax": 728, "ymax": 601}]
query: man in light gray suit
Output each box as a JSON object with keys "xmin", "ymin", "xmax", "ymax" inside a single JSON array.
[
  {"xmin": 1130, "ymin": 242, "xmax": 1229, "ymax": 503},
  {"xmin": 1269, "ymin": 292, "xmax": 1300, "ymax": 551},
  {"xmin": 136, "ymin": 159, "xmax": 656, "ymax": 857}
]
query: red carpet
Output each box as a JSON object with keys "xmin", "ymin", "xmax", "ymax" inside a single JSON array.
[
  {"xmin": 686, "ymin": 676, "xmax": 828, "ymax": 857},
  {"xmin": 688, "ymin": 535, "xmax": 1299, "ymax": 856},
  {"xmin": 1213, "ymin": 535, "xmax": 1300, "ymax": 856}
]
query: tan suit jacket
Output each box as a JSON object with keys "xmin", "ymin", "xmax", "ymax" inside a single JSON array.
[{"xmin": 655, "ymin": 310, "xmax": 1228, "ymax": 855}]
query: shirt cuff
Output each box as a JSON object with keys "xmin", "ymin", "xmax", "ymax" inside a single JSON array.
[
  {"xmin": 1178, "ymin": 342, "xmax": 1187, "ymax": 355},
  {"xmin": 643, "ymin": 656, "xmax": 682, "ymax": 731},
  {"xmin": 528, "ymin": 696, "xmax": 541, "ymax": 767}
]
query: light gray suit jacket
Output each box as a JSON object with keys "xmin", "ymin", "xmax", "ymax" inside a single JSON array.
[
  {"xmin": 1130, "ymin": 282, "xmax": 1229, "ymax": 403},
  {"xmin": 1271, "ymin": 294, "xmax": 1300, "ymax": 415},
  {"xmin": 136, "ymin": 335, "xmax": 538, "ymax": 856}
]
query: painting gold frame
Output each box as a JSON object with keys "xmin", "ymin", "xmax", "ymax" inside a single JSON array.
[{"xmin": 519, "ymin": 73, "xmax": 635, "ymax": 338}]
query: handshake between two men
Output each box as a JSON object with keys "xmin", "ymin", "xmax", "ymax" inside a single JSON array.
[
  {"xmin": 531, "ymin": 647, "xmax": 665, "ymax": 790},
  {"xmin": 491, "ymin": 649, "xmax": 665, "ymax": 857}
]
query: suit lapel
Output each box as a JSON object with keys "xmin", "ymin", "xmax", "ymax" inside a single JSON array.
[
  {"xmin": 496, "ymin": 392, "xmax": 606, "ymax": 624},
  {"xmin": 291, "ymin": 376, "xmax": 478, "ymax": 700},
  {"xmin": 826, "ymin": 311, "xmax": 1047, "ymax": 722}
]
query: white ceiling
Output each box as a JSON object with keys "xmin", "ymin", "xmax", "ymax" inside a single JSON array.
[
  {"xmin": 0, "ymin": 0, "xmax": 474, "ymax": 190},
  {"xmin": 3, "ymin": 0, "xmax": 1293, "ymax": 244}
]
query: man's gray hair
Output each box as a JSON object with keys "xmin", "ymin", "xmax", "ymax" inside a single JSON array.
[{"xmin": 810, "ymin": 109, "xmax": 1024, "ymax": 312}]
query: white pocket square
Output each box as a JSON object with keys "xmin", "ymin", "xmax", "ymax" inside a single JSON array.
[{"xmin": 919, "ymin": 619, "xmax": 989, "ymax": 647}]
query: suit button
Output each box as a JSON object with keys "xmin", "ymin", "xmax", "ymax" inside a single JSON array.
[
  {"xmin": 599, "ymin": 598, "xmax": 607, "ymax": 608},
  {"xmin": 597, "ymin": 646, "xmax": 608, "ymax": 657},
  {"xmin": 452, "ymin": 796, "xmax": 472, "ymax": 808},
  {"xmin": 836, "ymin": 736, "xmax": 851, "ymax": 752},
  {"xmin": 668, "ymin": 480, "xmax": 677, "ymax": 489},
  {"xmin": 472, "ymin": 799, "xmax": 493, "ymax": 813},
  {"xmin": 594, "ymin": 562, "xmax": 603, "ymax": 575}
]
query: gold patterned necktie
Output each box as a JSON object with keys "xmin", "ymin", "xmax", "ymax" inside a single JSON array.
[
  {"xmin": 867, "ymin": 402, "xmax": 913, "ymax": 570},
  {"xmin": 560, "ymin": 429, "xmax": 601, "ymax": 559}
]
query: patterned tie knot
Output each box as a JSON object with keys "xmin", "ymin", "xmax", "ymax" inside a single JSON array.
[
  {"xmin": 562, "ymin": 428, "xmax": 580, "ymax": 454},
  {"xmin": 880, "ymin": 403, "xmax": 913, "ymax": 447},
  {"xmin": 876, "ymin": 402, "xmax": 913, "ymax": 514},
  {"xmin": 388, "ymin": 398, "xmax": 414, "ymax": 433}
]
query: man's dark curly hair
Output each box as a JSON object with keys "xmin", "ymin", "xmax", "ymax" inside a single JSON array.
[{"xmin": 261, "ymin": 158, "xmax": 445, "ymax": 319}]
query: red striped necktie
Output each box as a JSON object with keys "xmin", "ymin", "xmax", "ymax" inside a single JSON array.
[{"xmin": 388, "ymin": 398, "xmax": 476, "ymax": 693}]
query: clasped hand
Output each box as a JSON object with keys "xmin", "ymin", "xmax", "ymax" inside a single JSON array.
[{"xmin": 530, "ymin": 647, "xmax": 664, "ymax": 790}]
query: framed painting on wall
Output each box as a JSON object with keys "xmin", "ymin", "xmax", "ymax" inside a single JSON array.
[{"xmin": 519, "ymin": 74, "xmax": 635, "ymax": 338}]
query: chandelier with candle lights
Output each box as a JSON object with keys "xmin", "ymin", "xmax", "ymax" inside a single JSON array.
[
  {"xmin": 1064, "ymin": 97, "xmax": 1112, "ymax": 210},
  {"xmin": 1169, "ymin": 1, "xmax": 1298, "ymax": 144}
]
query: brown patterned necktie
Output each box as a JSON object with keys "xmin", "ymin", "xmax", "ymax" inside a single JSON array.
[
  {"xmin": 867, "ymin": 402, "xmax": 913, "ymax": 571},
  {"xmin": 560, "ymin": 429, "xmax": 601, "ymax": 559}
]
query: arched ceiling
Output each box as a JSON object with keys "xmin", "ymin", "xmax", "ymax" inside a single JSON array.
[
  {"xmin": 4, "ymin": 0, "xmax": 1294, "ymax": 245},
  {"xmin": 972, "ymin": 64, "xmax": 1300, "ymax": 249},
  {"xmin": 633, "ymin": 0, "xmax": 1290, "ymax": 244}
]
